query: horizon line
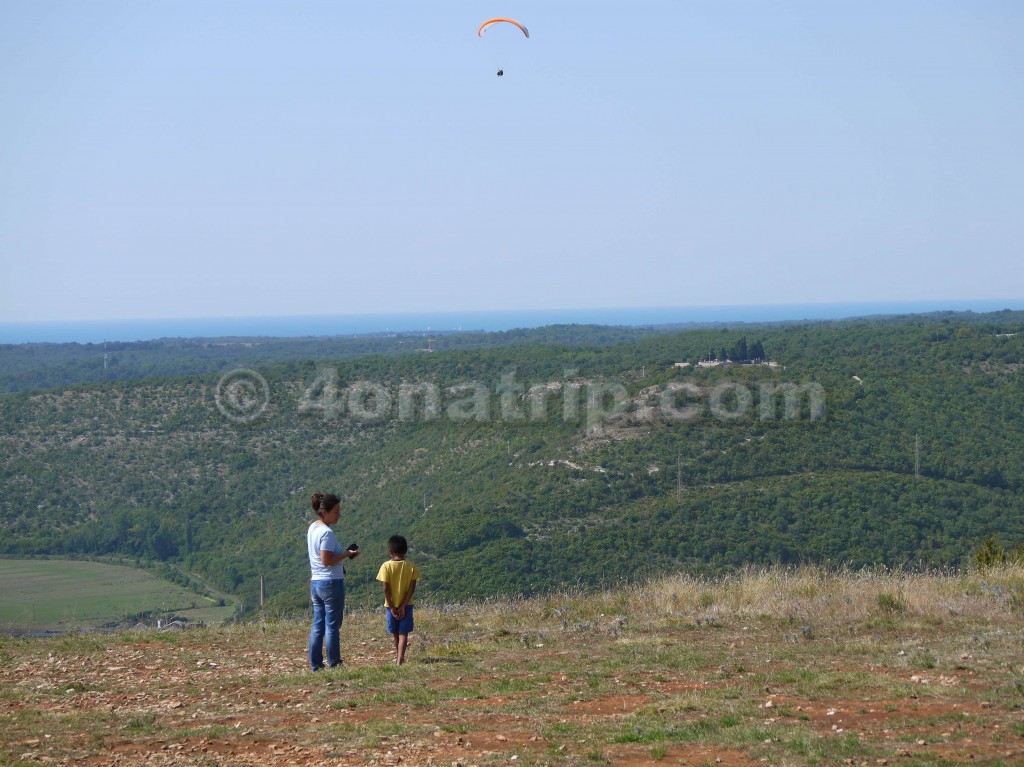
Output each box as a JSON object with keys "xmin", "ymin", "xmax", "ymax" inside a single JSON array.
[
  {"xmin": 2, "ymin": 299, "xmax": 1023, "ymax": 346},
  {"xmin": 4, "ymin": 297, "xmax": 1023, "ymax": 328}
]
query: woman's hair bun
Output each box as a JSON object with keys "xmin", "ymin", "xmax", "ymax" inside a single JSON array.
[{"xmin": 311, "ymin": 492, "xmax": 340, "ymax": 516}]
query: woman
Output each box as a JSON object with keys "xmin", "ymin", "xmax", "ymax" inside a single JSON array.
[{"xmin": 307, "ymin": 492, "xmax": 359, "ymax": 670}]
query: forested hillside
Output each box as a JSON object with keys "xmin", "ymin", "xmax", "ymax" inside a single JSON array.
[
  {"xmin": 1, "ymin": 311, "xmax": 1022, "ymax": 615},
  {"xmin": 0, "ymin": 324, "xmax": 671, "ymax": 394}
]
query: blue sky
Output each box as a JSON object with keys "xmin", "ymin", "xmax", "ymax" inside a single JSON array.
[{"xmin": 1, "ymin": 1, "xmax": 1022, "ymax": 323}]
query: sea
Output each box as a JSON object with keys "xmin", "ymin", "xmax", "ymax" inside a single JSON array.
[{"xmin": 1, "ymin": 299, "xmax": 1021, "ymax": 345}]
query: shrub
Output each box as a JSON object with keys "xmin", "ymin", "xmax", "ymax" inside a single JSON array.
[{"xmin": 974, "ymin": 538, "xmax": 1024, "ymax": 570}]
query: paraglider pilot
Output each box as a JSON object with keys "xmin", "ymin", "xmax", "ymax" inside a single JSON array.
[{"xmin": 497, "ymin": 69, "xmax": 503, "ymax": 77}]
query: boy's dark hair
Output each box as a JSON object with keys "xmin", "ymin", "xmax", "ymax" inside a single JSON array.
[{"xmin": 387, "ymin": 535, "xmax": 408, "ymax": 557}]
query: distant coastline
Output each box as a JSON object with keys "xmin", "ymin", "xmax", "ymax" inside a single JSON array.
[{"xmin": 1, "ymin": 299, "xmax": 1022, "ymax": 345}]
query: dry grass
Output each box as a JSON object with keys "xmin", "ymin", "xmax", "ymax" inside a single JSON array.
[{"xmin": 640, "ymin": 563, "xmax": 1024, "ymax": 626}]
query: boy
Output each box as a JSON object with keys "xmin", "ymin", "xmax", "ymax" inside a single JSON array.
[{"xmin": 375, "ymin": 535, "xmax": 420, "ymax": 665}]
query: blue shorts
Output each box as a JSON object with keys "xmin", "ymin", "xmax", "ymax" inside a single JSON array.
[{"xmin": 386, "ymin": 605, "xmax": 414, "ymax": 635}]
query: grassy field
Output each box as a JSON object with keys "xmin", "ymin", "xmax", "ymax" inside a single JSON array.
[
  {"xmin": 0, "ymin": 559, "xmax": 236, "ymax": 633},
  {"xmin": 1, "ymin": 564, "xmax": 1022, "ymax": 766}
]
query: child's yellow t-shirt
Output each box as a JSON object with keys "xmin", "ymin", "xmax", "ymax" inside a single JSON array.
[{"xmin": 376, "ymin": 559, "xmax": 421, "ymax": 608}]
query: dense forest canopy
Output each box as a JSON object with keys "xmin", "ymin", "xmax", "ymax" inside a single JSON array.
[
  {"xmin": 1, "ymin": 310, "xmax": 1022, "ymax": 615},
  {"xmin": 0, "ymin": 324, "xmax": 676, "ymax": 395}
]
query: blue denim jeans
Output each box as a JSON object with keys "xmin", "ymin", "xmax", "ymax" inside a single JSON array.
[{"xmin": 309, "ymin": 578, "xmax": 345, "ymax": 670}]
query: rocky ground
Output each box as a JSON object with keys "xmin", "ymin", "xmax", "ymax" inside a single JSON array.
[{"xmin": 2, "ymin": 569, "xmax": 1023, "ymax": 766}]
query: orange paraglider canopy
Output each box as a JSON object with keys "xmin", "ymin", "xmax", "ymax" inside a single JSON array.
[{"xmin": 477, "ymin": 18, "xmax": 529, "ymax": 38}]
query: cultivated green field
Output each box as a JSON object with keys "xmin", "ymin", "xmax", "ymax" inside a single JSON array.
[{"xmin": 0, "ymin": 559, "xmax": 236, "ymax": 633}]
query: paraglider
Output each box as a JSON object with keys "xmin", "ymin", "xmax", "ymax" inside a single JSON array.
[
  {"xmin": 478, "ymin": 17, "xmax": 527, "ymax": 76},
  {"xmin": 477, "ymin": 18, "xmax": 529, "ymax": 39}
]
